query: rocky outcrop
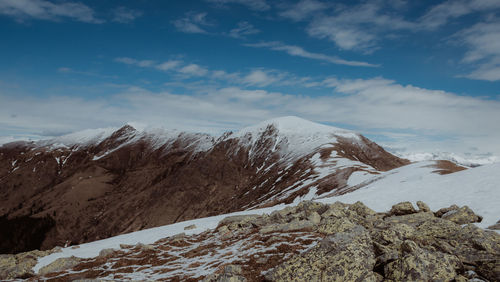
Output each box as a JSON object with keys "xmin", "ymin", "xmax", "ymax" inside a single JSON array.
[
  {"xmin": 22, "ymin": 201, "xmax": 500, "ymax": 281},
  {"xmin": 266, "ymin": 225, "xmax": 378, "ymax": 281},
  {"xmin": 0, "ymin": 247, "xmax": 60, "ymax": 280},
  {"xmin": 38, "ymin": 256, "xmax": 82, "ymax": 275}
]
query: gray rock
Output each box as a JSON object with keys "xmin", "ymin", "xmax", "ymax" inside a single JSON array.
[
  {"xmin": 435, "ymin": 204, "xmax": 459, "ymax": 217},
  {"xmin": 349, "ymin": 201, "xmax": 376, "ymax": 217},
  {"xmin": 184, "ymin": 224, "xmax": 197, "ymax": 230},
  {"xmin": 38, "ymin": 256, "xmax": 82, "ymax": 275},
  {"xmin": 307, "ymin": 211, "xmax": 321, "ymax": 225},
  {"xmin": 442, "ymin": 206, "xmax": 482, "ymax": 224},
  {"xmin": 266, "ymin": 225, "xmax": 377, "ymax": 281},
  {"xmin": 219, "ymin": 214, "xmax": 260, "ymax": 230},
  {"xmin": 384, "ymin": 240, "xmax": 462, "ymax": 281},
  {"xmin": 487, "ymin": 219, "xmax": 500, "ymax": 230},
  {"xmin": 224, "ymin": 264, "xmax": 243, "ymax": 275},
  {"xmin": 260, "ymin": 220, "xmax": 314, "ymax": 234},
  {"xmin": 98, "ymin": 248, "xmax": 115, "ymax": 257},
  {"xmin": 389, "ymin": 201, "xmax": 417, "ymax": 216},
  {"xmin": 416, "ymin": 201, "xmax": 431, "ymax": 212}
]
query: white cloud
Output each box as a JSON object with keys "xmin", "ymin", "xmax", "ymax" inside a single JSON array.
[
  {"xmin": 156, "ymin": 60, "xmax": 182, "ymax": 71},
  {"xmin": 419, "ymin": 0, "xmax": 500, "ymax": 30},
  {"xmin": 283, "ymin": 1, "xmax": 500, "ymax": 54},
  {"xmin": 2, "ymin": 77, "xmax": 499, "ymax": 157},
  {"xmin": 246, "ymin": 41, "xmax": 379, "ymax": 67},
  {"xmin": 112, "ymin": 7, "xmax": 143, "ymax": 23},
  {"xmin": 206, "ymin": 0, "xmax": 270, "ymax": 11},
  {"xmin": 228, "ymin": 21, "xmax": 259, "ymax": 38},
  {"xmin": 455, "ymin": 21, "xmax": 500, "ymax": 81},
  {"xmin": 115, "ymin": 57, "xmax": 155, "ymax": 68},
  {"xmin": 178, "ymin": 64, "xmax": 209, "ymax": 76},
  {"xmin": 242, "ymin": 70, "xmax": 280, "ymax": 86},
  {"xmin": 279, "ymin": 0, "xmax": 328, "ymax": 21},
  {"xmin": 0, "ymin": 0, "xmax": 102, "ymax": 23},
  {"xmin": 306, "ymin": 2, "xmax": 415, "ymax": 52},
  {"xmin": 173, "ymin": 12, "xmax": 212, "ymax": 34},
  {"xmin": 114, "ymin": 56, "xmax": 311, "ymax": 87}
]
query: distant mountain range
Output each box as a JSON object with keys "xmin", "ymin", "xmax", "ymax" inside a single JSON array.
[{"xmin": 0, "ymin": 116, "xmax": 411, "ymax": 253}]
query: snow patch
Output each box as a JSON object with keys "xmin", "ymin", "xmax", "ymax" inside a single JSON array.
[{"xmin": 319, "ymin": 161, "xmax": 500, "ymax": 230}]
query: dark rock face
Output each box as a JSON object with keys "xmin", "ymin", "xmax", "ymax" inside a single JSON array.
[
  {"xmin": 22, "ymin": 201, "xmax": 500, "ymax": 282},
  {"xmin": 0, "ymin": 215, "xmax": 55, "ymax": 254},
  {"xmin": 0, "ymin": 123, "xmax": 408, "ymax": 253}
]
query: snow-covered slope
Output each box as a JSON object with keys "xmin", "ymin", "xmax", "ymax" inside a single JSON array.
[
  {"xmin": 321, "ymin": 161, "xmax": 500, "ymax": 229},
  {"xmin": 232, "ymin": 116, "xmax": 360, "ymax": 161},
  {"xmin": 394, "ymin": 151, "xmax": 499, "ymax": 167},
  {"xmin": 32, "ymin": 161, "xmax": 500, "ymax": 275},
  {"xmin": 0, "ymin": 117, "xmax": 405, "ymax": 255}
]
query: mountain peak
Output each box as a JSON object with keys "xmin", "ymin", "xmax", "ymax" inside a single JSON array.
[{"xmin": 235, "ymin": 116, "xmax": 358, "ymax": 140}]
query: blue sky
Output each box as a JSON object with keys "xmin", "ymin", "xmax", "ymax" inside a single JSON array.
[{"xmin": 1, "ymin": 0, "xmax": 500, "ymax": 159}]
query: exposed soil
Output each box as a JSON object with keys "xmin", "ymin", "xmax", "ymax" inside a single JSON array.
[{"xmin": 0, "ymin": 125, "xmax": 408, "ymax": 253}]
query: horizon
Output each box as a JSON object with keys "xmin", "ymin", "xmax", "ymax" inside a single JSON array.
[{"xmin": 1, "ymin": 0, "xmax": 500, "ymax": 160}]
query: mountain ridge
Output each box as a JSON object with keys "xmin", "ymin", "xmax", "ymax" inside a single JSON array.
[{"xmin": 0, "ymin": 117, "xmax": 408, "ymax": 254}]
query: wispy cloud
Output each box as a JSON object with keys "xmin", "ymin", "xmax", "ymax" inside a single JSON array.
[
  {"xmin": 242, "ymin": 70, "xmax": 280, "ymax": 86},
  {"xmin": 206, "ymin": 0, "xmax": 270, "ymax": 11},
  {"xmin": 278, "ymin": 1, "xmax": 500, "ymax": 54},
  {"xmin": 112, "ymin": 7, "xmax": 143, "ymax": 23},
  {"xmin": 114, "ymin": 56, "xmax": 311, "ymax": 87},
  {"xmin": 305, "ymin": 2, "xmax": 416, "ymax": 52},
  {"xmin": 178, "ymin": 64, "xmax": 209, "ymax": 76},
  {"xmin": 115, "ymin": 57, "xmax": 155, "ymax": 68},
  {"xmin": 156, "ymin": 60, "xmax": 182, "ymax": 71},
  {"xmin": 245, "ymin": 41, "xmax": 379, "ymax": 67},
  {"xmin": 455, "ymin": 20, "xmax": 500, "ymax": 81},
  {"xmin": 278, "ymin": 0, "xmax": 328, "ymax": 21},
  {"xmin": 419, "ymin": 0, "xmax": 500, "ymax": 30},
  {"xmin": 0, "ymin": 0, "xmax": 102, "ymax": 23},
  {"xmin": 173, "ymin": 12, "xmax": 213, "ymax": 34},
  {"xmin": 228, "ymin": 21, "xmax": 259, "ymax": 39}
]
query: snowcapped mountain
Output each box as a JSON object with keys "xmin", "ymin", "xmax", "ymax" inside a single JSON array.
[{"xmin": 0, "ymin": 116, "xmax": 408, "ymax": 254}]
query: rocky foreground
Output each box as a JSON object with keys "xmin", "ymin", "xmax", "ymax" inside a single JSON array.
[{"xmin": 1, "ymin": 200, "xmax": 499, "ymax": 281}]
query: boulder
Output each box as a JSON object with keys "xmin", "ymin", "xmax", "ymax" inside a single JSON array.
[
  {"xmin": 0, "ymin": 249, "xmax": 54, "ymax": 279},
  {"xmin": 441, "ymin": 206, "xmax": 482, "ymax": 224},
  {"xmin": 296, "ymin": 201, "xmax": 328, "ymax": 215},
  {"xmin": 218, "ymin": 214, "xmax": 260, "ymax": 230},
  {"xmin": 389, "ymin": 202, "xmax": 417, "ymax": 216},
  {"xmin": 416, "ymin": 201, "xmax": 431, "ymax": 212},
  {"xmin": 38, "ymin": 256, "xmax": 82, "ymax": 275},
  {"xmin": 266, "ymin": 225, "xmax": 377, "ymax": 281},
  {"xmin": 260, "ymin": 220, "xmax": 314, "ymax": 234},
  {"xmin": 435, "ymin": 204, "xmax": 459, "ymax": 217},
  {"xmin": 224, "ymin": 264, "xmax": 243, "ymax": 275},
  {"xmin": 384, "ymin": 211, "xmax": 435, "ymax": 227},
  {"xmin": 317, "ymin": 217, "xmax": 356, "ymax": 235},
  {"xmin": 136, "ymin": 243, "xmax": 155, "ymax": 251},
  {"xmin": 307, "ymin": 211, "xmax": 321, "ymax": 225},
  {"xmin": 98, "ymin": 248, "xmax": 115, "ymax": 257},
  {"xmin": 349, "ymin": 201, "xmax": 376, "ymax": 217},
  {"xmin": 321, "ymin": 203, "xmax": 347, "ymax": 218},
  {"xmin": 477, "ymin": 260, "xmax": 500, "ymax": 282},
  {"xmin": 384, "ymin": 240, "xmax": 462, "ymax": 281},
  {"xmin": 184, "ymin": 224, "xmax": 197, "ymax": 230}
]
